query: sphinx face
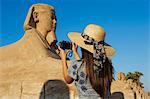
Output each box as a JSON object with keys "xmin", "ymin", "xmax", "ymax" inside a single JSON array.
[
  {"xmin": 34, "ymin": 10, "xmax": 56, "ymax": 33},
  {"xmin": 32, "ymin": 5, "xmax": 57, "ymax": 46}
]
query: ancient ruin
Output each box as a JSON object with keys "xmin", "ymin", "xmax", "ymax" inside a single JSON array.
[{"xmin": 111, "ymin": 72, "xmax": 146, "ymax": 99}]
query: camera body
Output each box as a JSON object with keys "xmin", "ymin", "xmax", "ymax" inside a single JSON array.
[{"xmin": 59, "ymin": 40, "xmax": 72, "ymax": 50}]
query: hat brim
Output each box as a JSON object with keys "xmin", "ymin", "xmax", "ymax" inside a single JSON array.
[{"xmin": 68, "ymin": 32, "xmax": 116, "ymax": 58}]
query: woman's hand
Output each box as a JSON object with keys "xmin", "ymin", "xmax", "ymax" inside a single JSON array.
[
  {"xmin": 58, "ymin": 46, "xmax": 67, "ymax": 61},
  {"xmin": 72, "ymin": 43, "xmax": 78, "ymax": 54},
  {"xmin": 71, "ymin": 43, "xmax": 80, "ymax": 60}
]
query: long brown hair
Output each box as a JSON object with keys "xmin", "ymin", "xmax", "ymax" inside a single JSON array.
[{"xmin": 81, "ymin": 48, "xmax": 114, "ymax": 98}]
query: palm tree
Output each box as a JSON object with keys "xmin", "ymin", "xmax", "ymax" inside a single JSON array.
[{"xmin": 126, "ymin": 71, "xmax": 144, "ymax": 87}]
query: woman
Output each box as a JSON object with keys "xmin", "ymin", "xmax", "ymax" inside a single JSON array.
[{"xmin": 59, "ymin": 24, "xmax": 116, "ymax": 99}]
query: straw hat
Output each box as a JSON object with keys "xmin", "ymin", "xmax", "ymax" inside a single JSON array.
[{"xmin": 68, "ymin": 24, "xmax": 116, "ymax": 58}]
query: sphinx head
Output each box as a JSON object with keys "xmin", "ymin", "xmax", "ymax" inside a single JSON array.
[
  {"xmin": 24, "ymin": 4, "xmax": 57, "ymax": 45},
  {"xmin": 117, "ymin": 72, "xmax": 126, "ymax": 81}
]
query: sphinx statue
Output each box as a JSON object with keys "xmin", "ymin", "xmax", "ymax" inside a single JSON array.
[
  {"xmin": 117, "ymin": 72, "xmax": 126, "ymax": 81},
  {"xmin": 0, "ymin": 4, "xmax": 76, "ymax": 99}
]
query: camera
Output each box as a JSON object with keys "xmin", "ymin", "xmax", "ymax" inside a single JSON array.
[{"xmin": 59, "ymin": 40, "xmax": 72, "ymax": 50}]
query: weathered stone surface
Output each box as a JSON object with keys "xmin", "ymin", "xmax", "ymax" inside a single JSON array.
[
  {"xmin": 111, "ymin": 80, "xmax": 135, "ymax": 99},
  {"xmin": 22, "ymin": 94, "xmax": 41, "ymax": 99},
  {"xmin": 22, "ymin": 81, "xmax": 43, "ymax": 94},
  {"xmin": 0, "ymin": 82, "xmax": 21, "ymax": 99}
]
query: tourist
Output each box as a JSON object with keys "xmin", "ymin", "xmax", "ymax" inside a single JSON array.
[{"xmin": 59, "ymin": 24, "xmax": 116, "ymax": 99}]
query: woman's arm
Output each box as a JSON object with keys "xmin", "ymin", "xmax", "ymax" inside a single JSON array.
[
  {"xmin": 72, "ymin": 43, "xmax": 80, "ymax": 60},
  {"xmin": 58, "ymin": 46, "xmax": 74, "ymax": 84}
]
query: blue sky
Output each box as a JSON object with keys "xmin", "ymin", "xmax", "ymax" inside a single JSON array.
[{"xmin": 0, "ymin": 0, "xmax": 149, "ymax": 91}]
